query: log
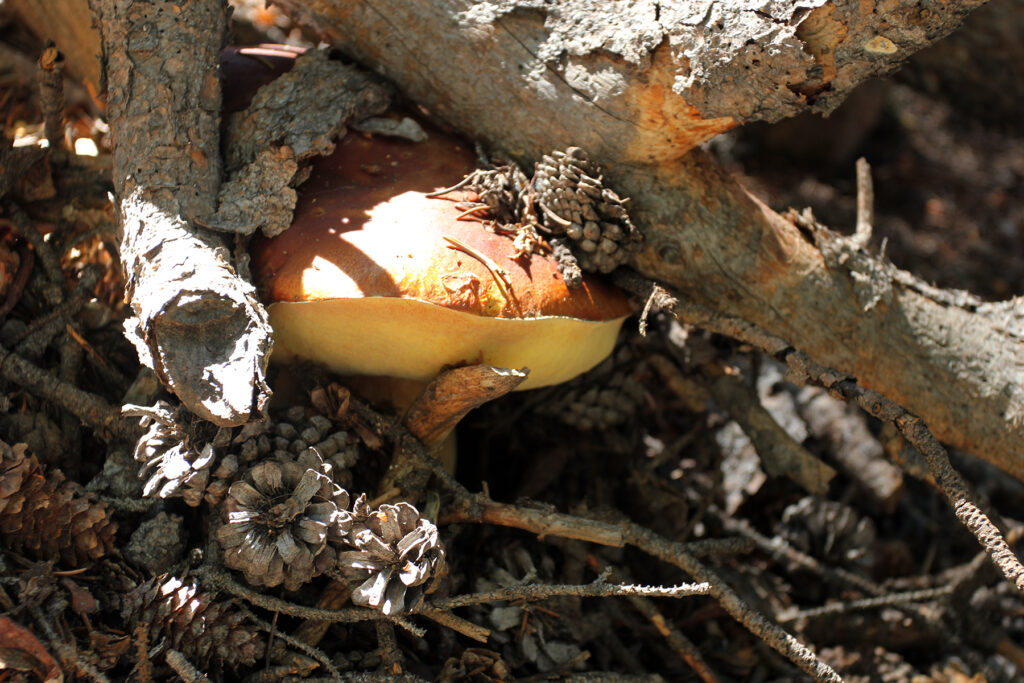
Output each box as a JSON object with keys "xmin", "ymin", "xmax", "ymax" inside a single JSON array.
[{"xmin": 278, "ymin": 0, "xmax": 1024, "ymax": 478}]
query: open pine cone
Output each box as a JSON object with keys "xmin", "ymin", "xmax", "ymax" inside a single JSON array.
[
  {"xmin": 216, "ymin": 449, "xmax": 350, "ymax": 591},
  {"xmin": 124, "ymin": 401, "xmax": 232, "ymax": 506},
  {"xmin": 337, "ymin": 501, "xmax": 447, "ymax": 615}
]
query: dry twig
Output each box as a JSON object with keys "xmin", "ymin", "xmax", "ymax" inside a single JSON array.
[
  {"xmin": 165, "ymin": 649, "xmax": 210, "ymax": 683},
  {"xmin": 38, "ymin": 45, "xmax": 66, "ymax": 158}
]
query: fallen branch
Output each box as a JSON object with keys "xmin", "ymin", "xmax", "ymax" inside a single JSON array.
[{"xmin": 89, "ymin": 0, "xmax": 272, "ymax": 426}]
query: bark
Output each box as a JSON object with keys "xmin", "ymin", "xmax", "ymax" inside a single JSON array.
[
  {"xmin": 283, "ymin": 0, "xmax": 988, "ymax": 159},
  {"xmin": 281, "ymin": 0, "xmax": 1024, "ymax": 478},
  {"xmin": 89, "ymin": 0, "xmax": 273, "ymax": 426}
]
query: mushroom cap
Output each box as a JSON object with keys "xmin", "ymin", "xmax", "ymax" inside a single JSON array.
[{"xmin": 250, "ymin": 124, "xmax": 632, "ymax": 390}]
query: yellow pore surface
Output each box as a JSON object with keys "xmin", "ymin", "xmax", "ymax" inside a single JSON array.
[{"xmin": 268, "ymin": 297, "xmax": 628, "ymax": 390}]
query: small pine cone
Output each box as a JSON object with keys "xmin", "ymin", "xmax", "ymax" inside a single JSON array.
[
  {"xmin": 542, "ymin": 345, "xmax": 646, "ymax": 431},
  {"xmin": 216, "ymin": 450, "xmax": 350, "ymax": 591},
  {"xmin": 123, "ymin": 575, "xmax": 265, "ymax": 669},
  {"xmin": 462, "ymin": 164, "xmax": 531, "ymax": 224},
  {"xmin": 337, "ymin": 501, "xmax": 446, "ymax": 615},
  {"xmin": 777, "ymin": 497, "xmax": 877, "ymax": 567},
  {"xmin": 125, "ymin": 401, "xmax": 232, "ymax": 507},
  {"xmin": 0, "ymin": 440, "xmax": 116, "ymax": 565},
  {"xmin": 532, "ymin": 147, "xmax": 642, "ymax": 273}
]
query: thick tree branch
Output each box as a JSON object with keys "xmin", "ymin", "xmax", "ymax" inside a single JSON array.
[
  {"xmin": 291, "ymin": 0, "xmax": 1023, "ymax": 478},
  {"xmin": 283, "ymin": 0, "xmax": 988, "ymax": 159},
  {"xmin": 89, "ymin": 0, "xmax": 273, "ymax": 426}
]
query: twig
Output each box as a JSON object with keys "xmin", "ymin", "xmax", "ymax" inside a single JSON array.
[
  {"xmin": 0, "ymin": 208, "xmax": 63, "ymax": 305},
  {"xmin": 242, "ymin": 607, "xmax": 341, "ymax": 683},
  {"xmin": 0, "ymin": 339, "xmax": 134, "ymax": 440},
  {"xmin": 785, "ymin": 350, "xmax": 1024, "ymax": 594},
  {"xmin": 421, "ymin": 580, "xmax": 709, "ymax": 610},
  {"xmin": 777, "ymin": 586, "xmax": 954, "ymax": 623},
  {"xmin": 416, "ymin": 609, "xmax": 490, "ymax": 643},
  {"xmin": 591, "ymin": 561, "xmax": 722, "ymax": 683},
  {"xmin": 38, "ymin": 44, "xmax": 67, "ymax": 158},
  {"xmin": 165, "ymin": 649, "xmax": 210, "ymax": 683},
  {"xmin": 714, "ymin": 511, "xmax": 882, "ymax": 595},
  {"xmin": 0, "ymin": 241, "xmax": 33, "ymax": 321},
  {"xmin": 66, "ymin": 322, "xmax": 131, "ymax": 391},
  {"xmin": 628, "ymin": 594, "xmax": 721, "ymax": 683},
  {"xmin": 97, "ymin": 496, "xmax": 158, "ymax": 513},
  {"xmin": 621, "ymin": 523, "xmax": 841, "ymax": 682},
  {"xmin": 443, "ymin": 497, "xmax": 626, "ymax": 547},
  {"xmin": 443, "ymin": 499, "xmax": 838, "ymax": 679},
  {"xmin": 30, "ymin": 606, "xmax": 111, "ymax": 683},
  {"xmin": 354, "ymin": 391, "xmax": 840, "ymax": 681},
  {"xmin": 646, "ymin": 354, "xmax": 710, "ymax": 413},
  {"xmin": 375, "ymin": 621, "xmax": 403, "ymax": 675},
  {"xmin": 11, "ymin": 265, "xmax": 100, "ymax": 357},
  {"xmin": 199, "ymin": 565, "xmax": 425, "ymax": 636},
  {"xmin": 852, "ymin": 157, "xmax": 874, "ymax": 249},
  {"xmin": 293, "ymin": 581, "xmax": 354, "ymax": 647},
  {"xmin": 677, "ymin": 536, "xmax": 756, "ymax": 558},
  {"xmin": 704, "ymin": 365, "xmax": 836, "ymax": 495}
]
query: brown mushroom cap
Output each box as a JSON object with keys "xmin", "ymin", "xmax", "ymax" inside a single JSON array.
[{"xmin": 251, "ymin": 124, "xmax": 632, "ymax": 390}]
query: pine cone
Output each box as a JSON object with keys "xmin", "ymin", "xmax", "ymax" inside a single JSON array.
[
  {"xmin": 216, "ymin": 450, "xmax": 350, "ymax": 591},
  {"xmin": 0, "ymin": 440, "xmax": 116, "ymax": 565},
  {"xmin": 541, "ymin": 345, "xmax": 646, "ymax": 431},
  {"xmin": 777, "ymin": 497, "xmax": 877, "ymax": 567},
  {"xmin": 124, "ymin": 401, "xmax": 231, "ymax": 507},
  {"xmin": 122, "ymin": 575, "xmax": 265, "ymax": 669},
  {"xmin": 462, "ymin": 164, "xmax": 531, "ymax": 225},
  {"xmin": 532, "ymin": 147, "xmax": 641, "ymax": 274},
  {"xmin": 337, "ymin": 501, "xmax": 446, "ymax": 615}
]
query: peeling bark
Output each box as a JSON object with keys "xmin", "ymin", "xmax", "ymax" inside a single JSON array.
[
  {"xmin": 90, "ymin": 0, "xmax": 273, "ymax": 426},
  {"xmin": 283, "ymin": 0, "xmax": 1024, "ymax": 478}
]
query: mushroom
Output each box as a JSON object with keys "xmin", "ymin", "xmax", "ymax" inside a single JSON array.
[{"xmin": 249, "ymin": 104, "xmax": 631, "ymax": 468}]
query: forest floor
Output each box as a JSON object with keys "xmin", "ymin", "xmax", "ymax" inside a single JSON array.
[{"xmin": 0, "ymin": 4, "xmax": 1022, "ymax": 682}]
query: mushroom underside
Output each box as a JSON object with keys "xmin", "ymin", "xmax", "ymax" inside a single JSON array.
[{"xmin": 268, "ymin": 297, "xmax": 628, "ymax": 390}]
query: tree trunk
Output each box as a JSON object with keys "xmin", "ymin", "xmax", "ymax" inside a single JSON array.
[{"xmin": 280, "ymin": 0, "xmax": 1024, "ymax": 478}]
